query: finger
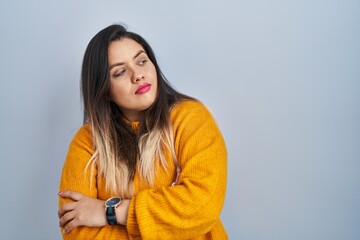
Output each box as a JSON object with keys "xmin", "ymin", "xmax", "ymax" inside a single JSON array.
[
  {"xmin": 59, "ymin": 190, "xmax": 83, "ymax": 201},
  {"xmin": 58, "ymin": 201, "xmax": 77, "ymax": 218},
  {"xmin": 64, "ymin": 218, "xmax": 79, "ymax": 234},
  {"xmin": 59, "ymin": 210, "xmax": 76, "ymax": 227}
]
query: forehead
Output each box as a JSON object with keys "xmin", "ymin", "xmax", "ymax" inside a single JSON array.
[{"xmin": 108, "ymin": 38, "xmax": 145, "ymax": 63}]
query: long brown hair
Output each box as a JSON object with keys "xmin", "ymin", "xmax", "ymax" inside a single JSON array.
[{"xmin": 81, "ymin": 24, "xmax": 192, "ymax": 197}]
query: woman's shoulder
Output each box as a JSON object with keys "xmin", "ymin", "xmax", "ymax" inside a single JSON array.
[
  {"xmin": 69, "ymin": 123, "xmax": 93, "ymax": 150},
  {"xmin": 170, "ymin": 99, "xmax": 215, "ymax": 126},
  {"xmin": 171, "ymin": 99, "xmax": 209, "ymax": 116},
  {"xmin": 74, "ymin": 123, "xmax": 92, "ymax": 140}
]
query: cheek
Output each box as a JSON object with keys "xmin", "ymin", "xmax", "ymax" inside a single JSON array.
[
  {"xmin": 151, "ymin": 67, "xmax": 157, "ymax": 80},
  {"xmin": 109, "ymin": 82, "xmax": 127, "ymax": 100},
  {"xmin": 145, "ymin": 63, "xmax": 157, "ymax": 79}
]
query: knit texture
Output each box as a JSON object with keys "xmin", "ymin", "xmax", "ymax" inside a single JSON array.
[{"xmin": 59, "ymin": 100, "xmax": 228, "ymax": 240}]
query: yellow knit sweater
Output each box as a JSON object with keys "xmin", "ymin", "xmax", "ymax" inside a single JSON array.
[{"xmin": 59, "ymin": 100, "xmax": 228, "ymax": 240}]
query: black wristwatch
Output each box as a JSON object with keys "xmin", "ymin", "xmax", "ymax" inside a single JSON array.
[{"xmin": 105, "ymin": 196, "xmax": 122, "ymax": 225}]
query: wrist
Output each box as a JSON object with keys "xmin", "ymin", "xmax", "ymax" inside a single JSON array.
[{"xmin": 115, "ymin": 199, "xmax": 131, "ymax": 225}]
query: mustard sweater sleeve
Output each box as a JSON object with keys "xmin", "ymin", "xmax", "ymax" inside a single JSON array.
[
  {"xmin": 127, "ymin": 101, "xmax": 228, "ymax": 239},
  {"xmin": 59, "ymin": 125, "xmax": 127, "ymax": 239}
]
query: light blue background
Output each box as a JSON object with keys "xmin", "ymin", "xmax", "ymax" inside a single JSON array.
[{"xmin": 0, "ymin": 0, "xmax": 359, "ymax": 239}]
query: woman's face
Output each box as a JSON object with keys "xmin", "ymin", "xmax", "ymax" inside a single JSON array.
[{"xmin": 108, "ymin": 38, "xmax": 158, "ymax": 121}]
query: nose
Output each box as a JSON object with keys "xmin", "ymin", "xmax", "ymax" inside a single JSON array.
[{"xmin": 131, "ymin": 67, "xmax": 144, "ymax": 83}]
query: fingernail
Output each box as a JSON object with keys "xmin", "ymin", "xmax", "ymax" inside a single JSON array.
[{"xmin": 58, "ymin": 191, "xmax": 62, "ymax": 195}]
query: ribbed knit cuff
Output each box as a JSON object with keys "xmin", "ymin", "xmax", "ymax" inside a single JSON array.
[{"xmin": 126, "ymin": 197, "xmax": 141, "ymax": 238}]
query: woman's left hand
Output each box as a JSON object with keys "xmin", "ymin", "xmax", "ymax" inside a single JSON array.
[{"xmin": 58, "ymin": 191, "xmax": 107, "ymax": 233}]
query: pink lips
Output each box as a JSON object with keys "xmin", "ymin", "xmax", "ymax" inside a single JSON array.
[{"xmin": 135, "ymin": 83, "xmax": 151, "ymax": 94}]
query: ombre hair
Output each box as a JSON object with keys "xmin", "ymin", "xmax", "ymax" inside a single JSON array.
[{"xmin": 82, "ymin": 24, "xmax": 192, "ymax": 197}]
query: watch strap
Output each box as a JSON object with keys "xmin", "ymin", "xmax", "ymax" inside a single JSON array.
[{"xmin": 106, "ymin": 206, "xmax": 117, "ymax": 225}]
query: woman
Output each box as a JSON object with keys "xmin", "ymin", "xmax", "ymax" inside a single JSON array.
[{"xmin": 58, "ymin": 24, "xmax": 228, "ymax": 240}]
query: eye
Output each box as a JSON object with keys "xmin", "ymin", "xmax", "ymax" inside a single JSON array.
[
  {"xmin": 113, "ymin": 69, "xmax": 125, "ymax": 78},
  {"xmin": 139, "ymin": 59, "xmax": 148, "ymax": 65}
]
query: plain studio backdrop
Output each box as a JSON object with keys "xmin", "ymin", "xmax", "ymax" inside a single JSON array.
[{"xmin": 0, "ymin": 0, "xmax": 359, "ymax": 239}]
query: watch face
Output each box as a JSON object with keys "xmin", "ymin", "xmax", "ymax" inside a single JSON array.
[{"xmin": 105, "ymin": 197, "xmax": 121, "ymax": 207}]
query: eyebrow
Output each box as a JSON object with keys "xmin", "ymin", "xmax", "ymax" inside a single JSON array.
[{"xmin": 109, "ymin": 50, "xmax": 146, "ymax": 70}]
